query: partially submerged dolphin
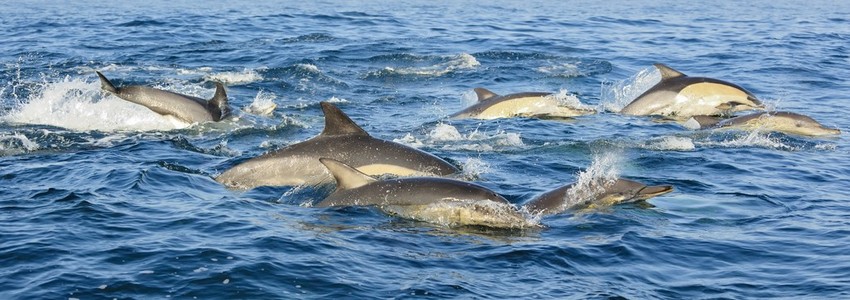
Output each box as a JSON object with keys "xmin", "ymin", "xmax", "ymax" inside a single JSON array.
[
  {"xmin": 620, "ymin": 64, "xmax": 763, "ymax": 118},
  {"xmin": 523, "ymin": 179, "xmax": 673, "ymax": 216},
  {"xmin": 96, "ymin": 71, "xmax": 229, "ymax": 123},
  {"xmin": 316, "ymin": 158, "xmax": 535, "ymax": 229},
  {"xmin": 215, "ymin": 102, "xmax": 460, "ymax": 189},
  {"xmin": 688, "ymin": 111, "xmax": 841, "ymax": 137},
  {"xmin": 450, "ymin": 88, "xmax": 595, "ymax": 120}
]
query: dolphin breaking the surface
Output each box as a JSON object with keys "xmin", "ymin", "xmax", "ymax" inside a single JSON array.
[
  {"xmin": 316, "ymin": 158, "xmax": 535, "ymax": 229},
  {"xmin": 450, "ymin": 87, "xmax": 595, "ymax": 120},
  {"xmin": 620, "ymin": 64, "xmax": 763, "ymax": 118},
  {"xmin": 96, "ymin": 71, "xmax": 229, "ymax": 123},
  {"xmin": 522, "ymin": 179, "xmax": 674, "ymax": 216},
  {"xmin": 687, "ymin": 111, "xmax": 841, "ymax": 137},
  {"xmin": 215, "ymin": 102, "xmax": 460, "ymax": 189}
]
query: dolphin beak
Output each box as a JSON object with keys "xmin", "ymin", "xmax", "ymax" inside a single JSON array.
[{"xmin": 635, "ymin": 185, "xmax": 674, "ymax": 200}]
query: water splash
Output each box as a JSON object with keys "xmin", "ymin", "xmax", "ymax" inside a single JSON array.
[
  {"xmin": 203, "ymin": 68, "xmax": 264, "ymax": 85},
  {"xmin": 243, "ymin": 90, "xmax": 278, "ymax": 116},
  {"xmin": 370, "ymin": 53, "xmax": 480, "ymax": 77},
  {"xmin": 599, "ymin": 66, "xmax": 661, "ymax": 113},
  {"xmin": 642, "ymin": 136, "xmax": 696, "ymax": 151},
  {"xmin": 562, "ymin": 151, "xmax": 623, "ymax": 211},
  {"xmin": 460, "ymin": 157, "xmax": 491, "ymax": 180},
  {"xmin": 1, "ymin": 76, "xmax": 190, "ymax": 132},
  {"xmin": 393, "ymin": 123, "xmax": 524, "ymax": 151},
  {"xmin": 0, "ymin": 132, "xmax": 39, "ymax": 156}
]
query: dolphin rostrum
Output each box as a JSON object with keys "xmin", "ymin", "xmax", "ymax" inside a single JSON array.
[
  {"xmin": 523, "ymin": 179, "xmax": 673, "ymax": 216},
  {"xmin": 620, "ymin": 64, "xmax": 763, "ymax": 118},
  {"xmin": 687, "ymin": 111, "xmax": 841, "ymax": 137},
  {"xmin": 215, "ymin": 102, "xmax": 460, "ymax": 189},
  {"xmin": 96, "ymin": 71, "xmax": 229, "ymax": 123},
  {"xmin": 316, "ymin": 158, "xmax": 535, "ymax": 229},
  {"xmin": 450, "ymin": 87, "xmax": 595, "ymax": 120}
]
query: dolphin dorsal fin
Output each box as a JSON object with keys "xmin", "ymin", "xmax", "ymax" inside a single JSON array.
[
  {"xmin": 688, "ymin": 115, "xmax": 722, "ymax": 129},
  {"xmin": 319, "ymin": 158, "xmax": 376, "ymax": 190},
  {"xmin": 653, "ymin": 63, "xmax": 686, "ymax": 80},
  {"xmin": 474, "ymin": 88, "xmax": 498, "ymax": 101},
  {"xmin": 320, "ymin": 102, "xmax": 369, "ymax": 136},
  {"xmin": 209, "ymin": 82, "xmax": 230, "ymax": 121},
  {"xmin": 95, "ymin": 71, "xmax": 119, "ymax": 94}
]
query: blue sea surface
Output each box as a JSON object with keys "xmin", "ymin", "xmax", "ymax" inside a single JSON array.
[{"xmin": 2, "ymin": 0, "xmax": 850, "ymax": 298}]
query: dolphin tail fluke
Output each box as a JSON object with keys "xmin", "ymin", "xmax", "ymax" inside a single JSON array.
[
  {"xmin": 653, "ymin": 63, "xmax": 686, "ymax": 80},
  {"xmin": 320, "ymin": 102, "xmax": 369, "ymax": 136},
  {"xmin": 95, "ymin": 71, "xmax": 119, "ymax": 94},
  {"xmin": 210, "ymin": 82, "xmax": 230, "ymax": 120},
  {"xmin": 319, "ymin": 158, "xmax": 376, "ymax": 191},
  {"xmin": 473, "ymin": 88, "xmax": 498, "ymax": 101}
]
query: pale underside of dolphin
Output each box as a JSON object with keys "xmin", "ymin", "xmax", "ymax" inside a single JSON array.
[
  {"xmin": 688, "ymin": 111, "xmax": 841, "ymax": 137},
  {"xmin": 316, "ymin": 158, "xmax": 536, "ymax": 229},
  {"xmin": 523, "ymin": 179, "xmax": 674, "ymax": 216},
  {"xmin": 96, "ymin": 71, "xmax": 229, "ymax": 123},
  {"xmin": 215, "ymin": 102, "xmax": 460, "ymax": 189},
  {"xmin": 450, "ymin": 87, "xmax": 595, "ymax": 120},
  {"xmin": 620, "ymin": 64, "xmax": 764, "ymax": 118}
]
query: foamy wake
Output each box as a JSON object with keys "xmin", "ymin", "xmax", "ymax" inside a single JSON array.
[
  {"xmin": 548, "ymin": 89, "xmax": 595, "ymax": 112},
  {"xmin": 202, "ymin": 68, "xmax": 264, "ymax": 85},
  {"xmin": 536, "ymin": 63, "xmax": 582, "ymax": 77},
  {"xmin": 641, "ymin": 136, "xmax": 696, "ymax": 151},
  {"xmin": 561, "ymin": 151, "xmax": 622, "ymax": 211},
  {"xmin": 393, "ymin": 123, "xmax": 524, "ymax": 151},
  {"xmin": 379, "ymin": 53, "xmax": 480, "ymax": 77},
  {"xmin": 599, "ymin": 66, "xmax": 661, "ymax": 113},
  {"xmin": 459, "ymin": 157, "xmax": 491, "ymax": 180},
  {"xmin": 1, "ymin": 77, "xmax": 191, "ymax": 132},
  {"xmin": 696, "ymin": 131, "xmax": 796, "ymax": 151}
]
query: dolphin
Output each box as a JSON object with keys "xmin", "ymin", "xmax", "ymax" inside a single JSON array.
[
  {"xmin": 450, "ymin": 88, "xmax": 595, "ymax": 120},
  {"xmin": 96, "ymin": 71, "xmax": 229, "ymax": 123},
  {"xmin": 316, "ymin": 158, "xmax": 535, "ymax": 229},
  {"xmin": 215, "ymin": 102, "xmax": 460, "ymax": 189},
  {"xmin": 619, "ymin": 64, "xmax": 763, "ymax": 118},
  {"xmin": 688, "ymin": 111, "xmax": 841, "ymax": 137},
  {"xmin": 523, "ymin": 179, "xmax": 673, "ymax": 216}
]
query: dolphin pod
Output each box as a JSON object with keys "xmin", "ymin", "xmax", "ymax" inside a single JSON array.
[
  {"xmin": 687, "ymin": 111, "xmax": 841, "ymax": 137},
  {"xmin": 450, "ymin": 87, "xmax": 596, "ymax": 120},
  {"xmin": 92, "ymin": 62, "xmax": 837, "ymax": 229},
  {"xmin": 96, "ymin": 71, "xmax": 230, "ymax": 123},
  {"xmin": 620, "ymin": 64, "xmax": 764, "ymax": 118},
  {"xmin": 215, "ymin": 102, "xmax": 459, "ymax": 189}
]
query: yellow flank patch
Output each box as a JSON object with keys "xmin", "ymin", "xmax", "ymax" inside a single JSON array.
[
  {"xmin": 679, "ymin": 83, "xmax": 748, "ymax": 99},
  {"xmin": 477, "ymin": 96, "xmax": 548, "ymax": 119},
  {"xmin": 356, "ymin": 164, "xmax": 420, "ymax": 176}
]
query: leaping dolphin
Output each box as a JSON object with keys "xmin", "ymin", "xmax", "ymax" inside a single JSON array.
[
  {"xmin": 688, "ymin": 111, "xmax": 841, "ymax": 137},
  {"xmin": 215, "ymin": 102, "xmax": 460, "ymax": 189},
  {"xmin": 316, "ymin": 158, "xmax": 535, "ymax": 229},
  {"xmin": 620, "ymin": 64, "xmax": 763, "ymax": 118},
  {"xmin": 523, "ymin": 179, "xmax": 673, "ymax": 216},
  {"xmin": 450, "ymin": 88, "xmax": 595, "ymax": 120},
  {"xmin": 96, "ymin": 71, "xmax": 229, "ymax": 123}
]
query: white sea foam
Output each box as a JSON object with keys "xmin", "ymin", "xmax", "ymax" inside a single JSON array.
[
  {"xmin": 549, "ymin": 89, "xmax": 594, "ymax": 111},
  {"xmin": 325, "ymin": 96, "xmax": 348, "ymax": 103},
  {"xmin": 1, "ymin": 77, "xmax": 190, "ymax": 132},
  {"xmin": 380, "ymin": 53, "xmax": 480, "ymax": 77},
  {"xmin": 460, "ymin": 157, "xmax": 491, "ymax": 179},
  {"xmin": 697, "ymin": 131, "xmax": 795, "ymax": 151},
  {"xmin": 536, "ymin": 63, "xmax": 582, "ymax": 77},
  {"xmin": 203, "ymin": 68, "xmax": 263, "ymax": 85},
  {"xmin": 393, "ymin": 123, "xmax": 524, "ymax": 151},
  {"xmin": 643, "ymin": 136, "xmax": 696, "ymax": 151},
  {"xmin": 599, "ymin": 66, "xmax": 661, "ymax": 113},
  {"xmin": 0, "ymin": 132, "xmax": 39, "ymax": 155}
]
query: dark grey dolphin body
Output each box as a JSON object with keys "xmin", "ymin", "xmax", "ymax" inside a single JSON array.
[
  {"xmin": 317, "ymin": 158, "xmax": 534, "ymax": 228},
  {"xmin": 96, "ymin": 71, "xmax": 229, "ymax": 123},
  {"xmin": 620, "ymin": 64, "xmax": 763, "ymax": 118},
  {"xmin": 450, "ymin": 88, "xmax": 595, "ymax": 119},
  {"xmin": 689, "ymin": 111, "xmax": 841, "ymax": 137},
  {"xmin": 523, "ymin": 179, "xmax": 673, "ymax": 216},
  {"xmin": 215, "ymin": 102, "xmax": 459, "ymax": 189}
]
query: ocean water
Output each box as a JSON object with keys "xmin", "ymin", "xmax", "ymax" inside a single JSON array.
[{"xmin": 2, "ymin": 0, "xmax": 849, "ymax": 298}]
